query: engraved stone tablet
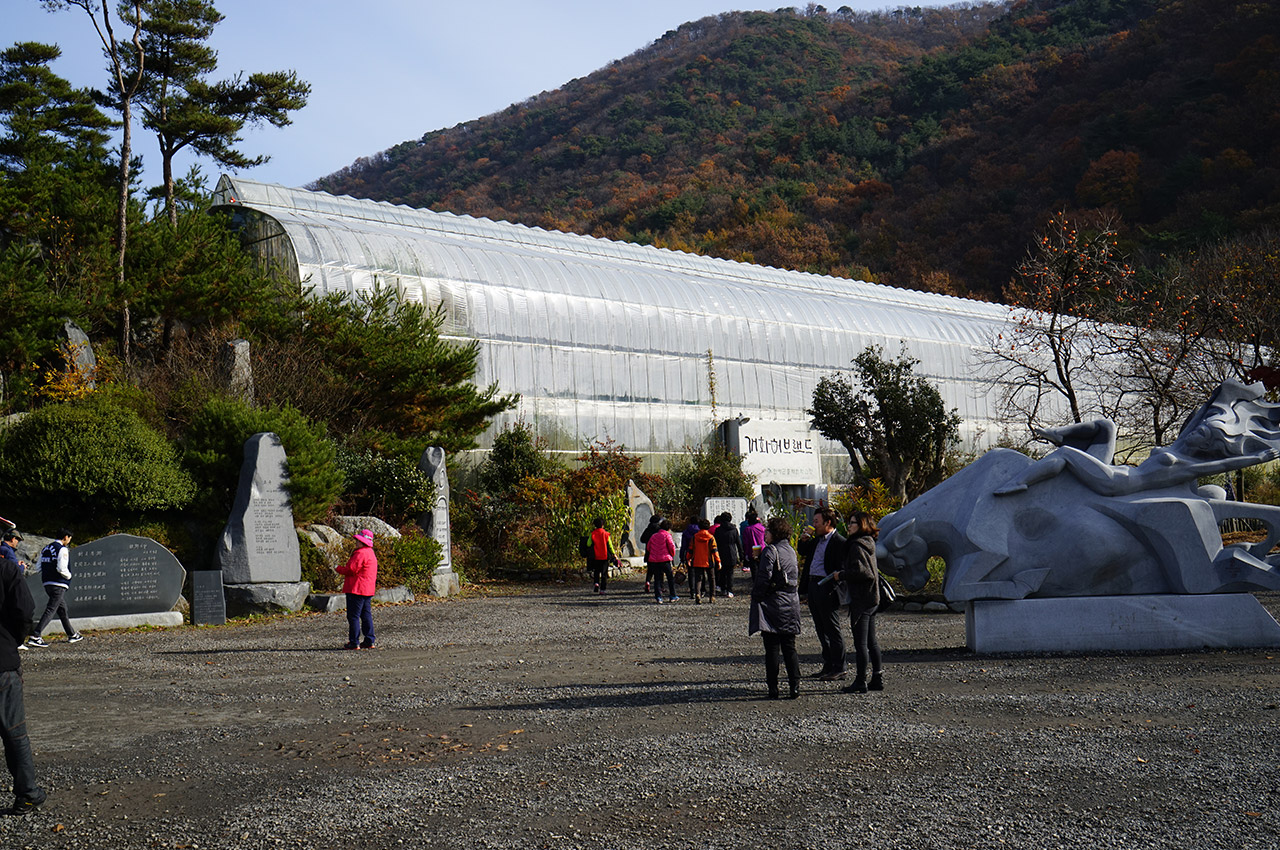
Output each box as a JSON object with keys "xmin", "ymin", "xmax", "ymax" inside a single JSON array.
[
  {"xmin": 191, "ymin": 570, "xmax": 227, "ymax": 625},
  {"xmin": 26, "ymin": 534, "xmax": 186, "ymax": 618},
  {"xmin": 215, "ymin": 432, "xmax": 301, "ymax": 583}
]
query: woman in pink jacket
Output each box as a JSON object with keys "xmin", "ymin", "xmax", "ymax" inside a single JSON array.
[
  {"xmin": 645, "ymin": 519, "xmax": 678, "ymax": 604},
  {"xmin": 337, "ymin": 529, "xmax": 378, "ymax": 649}
]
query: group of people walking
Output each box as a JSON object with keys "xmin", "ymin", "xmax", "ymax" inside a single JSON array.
[
  {"xmin": 631, "ymin": 509, "xmax": 769, "ymax": 605},
  {"xmin": 748, "ymin": 506, "xmax": 885, "ymax": 699},
  {"xmin": 598, "ymin": 506, "xmax": 888, "ymax": 701}
]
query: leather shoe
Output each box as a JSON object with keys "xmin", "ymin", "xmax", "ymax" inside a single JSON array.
[{"xmin": 818, "ymin": 670, "xmax": 847, "ymax": 682}]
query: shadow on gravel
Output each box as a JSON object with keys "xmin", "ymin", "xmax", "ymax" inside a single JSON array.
[
  {"xmin": 884, "ymin": 647, "xmax": 973, "ymax": 663},
  {"xmin": 463, "ymin": 680, "xmax": 773, "ymax": 711},
  {"xmin": 154, "ymin": 646, "xmax": 360, "ymax": 655}
]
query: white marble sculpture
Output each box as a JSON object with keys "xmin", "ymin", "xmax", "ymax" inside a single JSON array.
[{"xmin": 877, "ymin": 380, "xmax": 1280, "ymax": 601}]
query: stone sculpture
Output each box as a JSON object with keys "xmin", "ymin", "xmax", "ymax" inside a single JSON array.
[
  {"xmin": 877, "ymin": 380, "xmax": 1280, "ymax": 601},
  {"xmin": 418, "ymin": 447, "xmax": 459, "ymax": 596}
]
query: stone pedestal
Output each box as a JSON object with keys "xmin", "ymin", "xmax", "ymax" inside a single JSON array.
[
  {"xmin": 966, "ymin": 593, "xmax": 1280, "ymax": 654},
  {"xmin": 430, "ymin": 571, "xmax": 460, "ymax": 597},
  {"xmin": 223, "ymin": 581, "xmax": 310, "ymax": 618}
]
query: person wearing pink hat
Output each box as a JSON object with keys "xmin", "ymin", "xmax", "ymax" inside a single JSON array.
[{"xmin": 337, "ymin": 529, "xmax": 378, "ymax": 650}]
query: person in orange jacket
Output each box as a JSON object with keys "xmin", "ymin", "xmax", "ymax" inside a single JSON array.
[
  {"xmin": 337, "ymin": 529, "xmax": 378, "ymax": 649},
  {"xmin": 689, "ymin": 517, "xmax": 720, "ymax": 604},
  {"xmin": 584, "ymin": 517, "xmax": 619, "ymax": 594}
]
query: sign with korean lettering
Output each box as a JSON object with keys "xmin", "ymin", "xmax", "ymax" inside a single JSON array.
[
  {"xmin": 27, "ymin": 534, "xmax": 187, "ymax": 618},
  {"xmin": 732, "ymin": 419, "xmax": 822, "ymax": 484}
]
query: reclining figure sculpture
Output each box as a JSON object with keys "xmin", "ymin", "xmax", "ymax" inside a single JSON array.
[{"xmin": 877, "ymin": 380, "xmax": 1280, "ymax": 601}]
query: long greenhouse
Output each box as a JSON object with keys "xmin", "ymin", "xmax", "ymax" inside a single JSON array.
[{"xmin": 211, "ymin": 175, "xmax": 1016, "ymax": 483}]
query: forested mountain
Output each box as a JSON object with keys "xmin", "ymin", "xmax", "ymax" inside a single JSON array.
[{"xmin": 314, "ymin": 0, "xmax": 1280, "ymax": 299}]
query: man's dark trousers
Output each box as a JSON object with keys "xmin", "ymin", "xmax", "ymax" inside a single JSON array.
[{"xmin": 808, "ymin": 580, "xmax": 845, "ymax": 673}]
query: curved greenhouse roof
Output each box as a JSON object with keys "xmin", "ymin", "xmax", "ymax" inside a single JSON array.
[{"xmin": 212, "ymin": 175, "xmax": 1013, "ymax": 478}]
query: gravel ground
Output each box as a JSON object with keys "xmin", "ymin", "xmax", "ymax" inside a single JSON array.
[{"xmin": 1, "ymin": 576, "xmax": 1278, "ymax": 850}]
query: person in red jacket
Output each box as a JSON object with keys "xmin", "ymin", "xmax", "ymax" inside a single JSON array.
[{"xmin": 337, "ymin": 529, "xmax": 378, "ymax": 650}]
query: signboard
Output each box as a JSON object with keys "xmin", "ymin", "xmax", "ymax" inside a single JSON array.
[
  {"xmin": 703, "ymin": 497, "xmax": 749, "ymax": 528},
  {"xmin": 725, "ymin": 419, "xmax": 822, "ymax": 484}
]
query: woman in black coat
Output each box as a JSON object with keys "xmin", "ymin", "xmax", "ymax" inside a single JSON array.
[
  {"xmin": 748, "ymin": 516, "xmax": 801, "ymax": 699},
  {"xmin": 831, "ymin": 511, "xmax": 883, "ymax": 694}
]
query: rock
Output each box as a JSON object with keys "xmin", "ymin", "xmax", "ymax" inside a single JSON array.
[
  {"xmin": 13, "ymin": 533, "xmax": 52, "ymax": 571},
  {"xmin": 904, "ymin": 601, "xmax": 924, "ymax": 612},
  {"xmin": 59, "ymin": 318, "xmax": 97, "ymax": 388},
  {"xmin": 923, "ymin": 601, "xmax": 952, "ymax": 613},
  {"xmin": 306, "ymin": 593, "xmax": 345, "ymax": 613},
  {"xmin": 374, "ymin": 585, "xmax": 414, "ymax": 604},
  {"xmin": 302, "ymin": 524, "xmax": 347, "ymax": 569},
  {"xmin": 331, "ymin": 516, "xmax": 401, "ymax": 539},
  {"xmin": 223, "ymin": 581, "xmax": 310, "ymax": 618},
  {"xmin": 303, "ymin": 524, "xmax": 344, "ymax": 548}
]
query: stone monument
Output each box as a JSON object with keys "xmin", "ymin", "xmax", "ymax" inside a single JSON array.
[
  {"xmin": 191, "ymin": 571, "xmax": 226, "ymax": 626},
  {"xmin": 220, "ymin": 338, "xmax": 254, "ymax": 405},
  {"xmin": 625, "ymin": 480, "xmax": 656, "ymax": 558},
  {"xmin": 215, "ymin": 432, "xmax": 308, "ymax": 614},
  {"xmin": 877, "ymin": 380, "xmax": 1280, "ymax": 652},
  {"xmin": 27, "ymin": 534, "xmax": 185, "ymax": 634},
  {"xmin": 58, "ymin": 319, "xmax": 96, "ymax": 389},
  {"xmin": 417, "ymin": 446, "xmax": 459, "ymax": 596}
]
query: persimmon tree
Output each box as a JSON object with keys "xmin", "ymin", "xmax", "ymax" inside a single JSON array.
[{"xmin": 983, "ymin": 211, "xmax": 1131, "ymax": 430}]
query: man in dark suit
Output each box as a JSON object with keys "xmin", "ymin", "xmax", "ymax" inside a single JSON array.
[
  {"xmin": 800, "ymin": 507, "xmax": 848, "ymax": 680},
  {"xmin": 0, "ymin": 529, "xmax": 45, "ymax": 813}
]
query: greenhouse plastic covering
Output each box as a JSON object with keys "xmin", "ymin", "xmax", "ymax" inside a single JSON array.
[{"xmin": 212, "ymin": 175, "xmax": 1015, "ymax": 476}]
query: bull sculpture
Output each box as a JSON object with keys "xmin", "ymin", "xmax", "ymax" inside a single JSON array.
[{"xmin": 876, "ymin": 380, "xmax": 1280, "ymax": 601}]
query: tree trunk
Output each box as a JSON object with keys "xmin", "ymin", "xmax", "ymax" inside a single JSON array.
[
  {"xmin": 163, "ymin": 145, "xmax": 177, "ymax": 228},
  {"xmin": 117, "ymin": 97, "xmax": 132, "ymax": 364}
]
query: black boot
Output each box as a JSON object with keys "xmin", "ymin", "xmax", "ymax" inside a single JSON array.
[
  {"xmin": 869, "ymin": 671, "xmax": 884, "ymax": 691},
  {"xmin": 843, "ymin": 678, "xmax": 868, "ymax": 694}
]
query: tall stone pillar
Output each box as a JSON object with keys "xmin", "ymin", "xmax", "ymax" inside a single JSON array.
[{"xmin": 418, "ymin": 447, "xmax": 459, "ymax": 596}]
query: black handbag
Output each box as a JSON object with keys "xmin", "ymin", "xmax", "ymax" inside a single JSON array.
[{"xmin": 877, "ymin": 575, "xmax": 896, "ymax": 611}]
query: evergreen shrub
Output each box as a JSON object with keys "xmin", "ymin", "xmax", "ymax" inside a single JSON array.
[
  {"xmin": 0, "ymin": 394, "xmax": 195, "ymax": 514},
  {"xmin": 334, "ymin": 446, "xmax": 435, "ymax": 525},
  {"xmin": 183, "ymin": 397, "xmax": 342, "ymax": 525}
]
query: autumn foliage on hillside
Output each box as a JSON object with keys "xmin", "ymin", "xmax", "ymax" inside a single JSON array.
[{"xmin": 314, "ymin": 0, "xmax": 1280, "ymax": 300}]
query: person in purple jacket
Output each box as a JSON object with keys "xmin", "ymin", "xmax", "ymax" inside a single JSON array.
[{"xmin": 740, "ymin": 509, "xmax": 767, "ymax": 574}]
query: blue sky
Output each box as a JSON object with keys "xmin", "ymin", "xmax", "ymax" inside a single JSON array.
[{"xmin": 8, "ymin": 1, "xmax": 958, "ymax": 190}]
